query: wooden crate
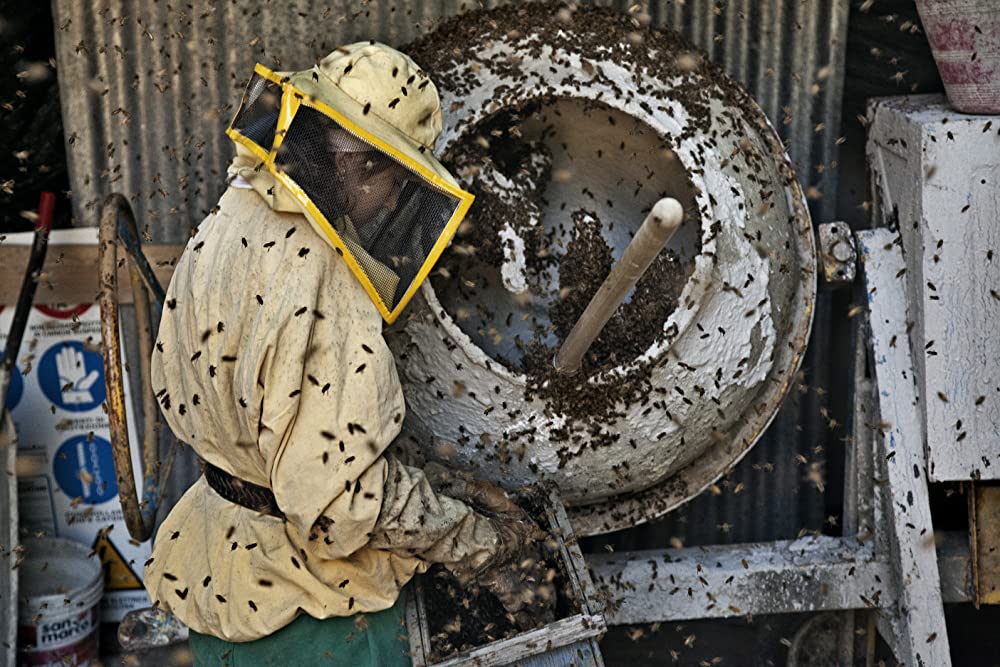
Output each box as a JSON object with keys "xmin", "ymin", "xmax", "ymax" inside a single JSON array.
[{"xmin": 406, "ymin": 493, "xmax": 606, "ymax": 667}]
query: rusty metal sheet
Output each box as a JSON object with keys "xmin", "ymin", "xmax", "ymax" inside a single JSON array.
[
  {"xmin": 971, "ymin": 483, "xmax": 1000, "ymax": 606},
  {"xmin": 52, "ymin": 0, "xmax": 847, "ymax": 238}
]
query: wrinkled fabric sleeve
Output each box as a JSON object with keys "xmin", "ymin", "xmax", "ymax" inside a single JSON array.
[
  {"xmin": 367, "ymin": 456, "xmax": 499, "ymax": 573},
  {"xmin": 145, "ymin": 188, "xmax": 497, "ymax": 638},
  {"xmin": 295, "ymin": 455, "xmax": 500, "ymax": 576}
]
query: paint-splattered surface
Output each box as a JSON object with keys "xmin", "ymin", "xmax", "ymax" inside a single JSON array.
[{"xmin": 390, "ymin": 3, "xmax": 816, "ymax": 535}]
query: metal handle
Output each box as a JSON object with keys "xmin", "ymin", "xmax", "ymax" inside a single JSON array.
[
  {"xmin": 0, "ymin": 192, "xmax": 54, "ymax": 415},
  {"xmin": 98, "ymin": 193, "xmax": 166, "ymax": 542},
  {"xmin": 554, "ymin": 197, "xmax": 684, "ymax": 375}
]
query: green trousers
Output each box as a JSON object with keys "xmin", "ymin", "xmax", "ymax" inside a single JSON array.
[{"xmin": 188, "ymin": 591, "xmax": 411, "ymax": 667}]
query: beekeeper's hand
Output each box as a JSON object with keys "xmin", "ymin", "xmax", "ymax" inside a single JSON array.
[
  {"xmin": 364, "ymin": 456, "xmax": 555, "ymax": 626},
  {"xmin": 442, "ymin": 501, "xmax": 546, "ymax": 584},
  {"xmin": 424, "ymin": 461, "xmax": 555, "ymax": 609},
  {"xmin": 423, "ymin": 461, "xmax": 526, "ymax": 518},
  {"xmin": 477, "ymin": 530, "xmax": 557, "ymax": 630}
]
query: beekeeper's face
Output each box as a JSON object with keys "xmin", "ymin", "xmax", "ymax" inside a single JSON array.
[{"xmin": 339, "ymin": 153, "xmax": 409, "ymax": 229}]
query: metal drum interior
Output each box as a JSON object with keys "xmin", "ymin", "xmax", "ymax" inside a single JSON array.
[{"xmin": 390, "ymin": 3, "xmax": 817, "ymax": 535}]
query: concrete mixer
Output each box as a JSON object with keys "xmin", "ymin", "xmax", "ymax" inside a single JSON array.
[{"xmin": 391, "ymin": 3, "xmax": 817, "ymax": 536}]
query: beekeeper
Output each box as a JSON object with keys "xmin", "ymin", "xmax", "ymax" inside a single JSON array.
[{"xmin": 145, "ymin": 42, "xmax": 550, "ymax": 666}]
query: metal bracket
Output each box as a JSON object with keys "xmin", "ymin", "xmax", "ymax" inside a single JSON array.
[{"xmin": 818, "ymin": 221, "xmax": 857, "ymax": 285}]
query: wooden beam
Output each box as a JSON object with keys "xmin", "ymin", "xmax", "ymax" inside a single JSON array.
[
  {"xmin": 858, "ymin": 227, "xmax": 951, "ymax": 667},
  {"xmin": 868, "ymin": 97, "xmax": 1000, "ymax": 483},
  {"xmin": 0, "ymin": 244, "xmax": 184, "ymax": 306},
  {"xmin": 589, "ymin": 536, "xmax": 892, "ymax": 625},
  {"xmin": 1, "ymin": 417, "xmax": 16, "ymax": 667},
  {"xmin": 587, "ymin": 533, "xmax": 972, "ymax": 626}
]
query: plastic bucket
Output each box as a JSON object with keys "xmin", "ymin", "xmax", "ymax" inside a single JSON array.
[
  {"xmin": 917, "ymin": 0, "xmax": 1000, "ymax": 114},
  {"xmin": 17, "ymin": 537, "xmax": 104, "ymax": 667}
]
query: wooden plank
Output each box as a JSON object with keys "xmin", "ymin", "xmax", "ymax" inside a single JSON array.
[
  {"xmin": 516, "ymin": 640, "xmax": 603, "ymax": 667},
  {"xmin": 858, "ymin": 227, "xmax": 951, "ymax": 667},
  {"xmin": 406, "ymin": 582, "xmax": 433, "ymax": 667},
  {"xmin": 867, "ymin": 96, "xmax": 1000, "ymax": 482},
  {"xmin": 589, "ymin": 536, "xmax": 892, "ymax": 625},
  {"xmin": 0, "ymin": 243, "xmax": 184, "ymax": 306},
  {"xmin": 429, "ymin": 614, "xmax": 604, "ymax": 667},
  {"xmin": 588, "ymin": 533, "xmax": 972, "ymax": 625},
  {"xmin": 971, "ymin": 484, "xmax": 1000, "ymax": 605},
  {"xmin": 846, "ymin": 314, "xmax": 876, "ymax": 541},
  {"xmin": 545, "ymin": 493, "xmax": 606, "ymax": 622},
  {"xmin": 1, "ymin": 414, "xmax": 17, "ymax": 667}
]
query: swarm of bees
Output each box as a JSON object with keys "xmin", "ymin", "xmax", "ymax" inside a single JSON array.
[{"xmin": 5, "ymin": 0, "xmax": 980, "ymax": 664}]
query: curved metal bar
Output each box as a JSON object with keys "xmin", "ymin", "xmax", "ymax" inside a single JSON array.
[
  {"xmin": 98, "ymin": 193, "xmax": 164, "ymax": 542},
  {"xmin": 0, "ymin": 192, "xmax": 54, "ymax": 415},
  {"xmin": 114, "ymin": 206, "xmax": 167, "ymax": 307}
]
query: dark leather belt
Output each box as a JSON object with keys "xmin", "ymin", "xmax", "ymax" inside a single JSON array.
[{"xmin": 203, "ymin": 462, "xmax": 286, "ymax": 520}]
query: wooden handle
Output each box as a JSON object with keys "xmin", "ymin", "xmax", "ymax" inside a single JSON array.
[{"xmin": 554, "ymin": 198, "xmax": 684, "ymax": 374}]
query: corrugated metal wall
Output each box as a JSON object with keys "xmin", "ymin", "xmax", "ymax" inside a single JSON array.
[{"xmin": 52, "ymin": 0, "xmax": 849, "ymax": 544}]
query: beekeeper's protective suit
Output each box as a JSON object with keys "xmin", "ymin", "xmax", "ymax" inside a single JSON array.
[{"xmin": 145, "ymin": 42, "xmax": 544, "ymax": 666}]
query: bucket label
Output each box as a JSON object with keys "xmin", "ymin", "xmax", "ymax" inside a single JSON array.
[
  {"xmin": 17, "ymin": 606, "xmax": 99, "ymax": 666},
  {"xmin": 1, "ymin": 229, "xmax": 152, "ymax": 624}
]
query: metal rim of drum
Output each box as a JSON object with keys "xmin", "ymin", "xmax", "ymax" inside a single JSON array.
[{"xmin": 405, "ymin": 6, "xmax": 817, "ymax": 536}]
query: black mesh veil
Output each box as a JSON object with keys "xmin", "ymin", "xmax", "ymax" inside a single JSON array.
[
  {"xmin": 231, "ymin": 73, "xmax": 282, "ymax": 151},
  {"xmin": 227, "ymin": 69, "xmax": 469, "ymax": 317}
]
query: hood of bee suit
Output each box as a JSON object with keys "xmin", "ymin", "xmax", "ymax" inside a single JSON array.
[
  {"xmin": 226, "ymin": 41, "xmax": 473, "ymax": 323},
  {"xmin": 225, "ymin": 41, "xmax": 474, "ymax": 323},
  {"xmin": 228, "ymin": 41, "xmax": 460, "ymax": 210}
]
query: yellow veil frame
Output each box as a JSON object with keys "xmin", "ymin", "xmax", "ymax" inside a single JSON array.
[{"xmin": 226, "ymin": 64, "xmax": 474, "ymax": 324}]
